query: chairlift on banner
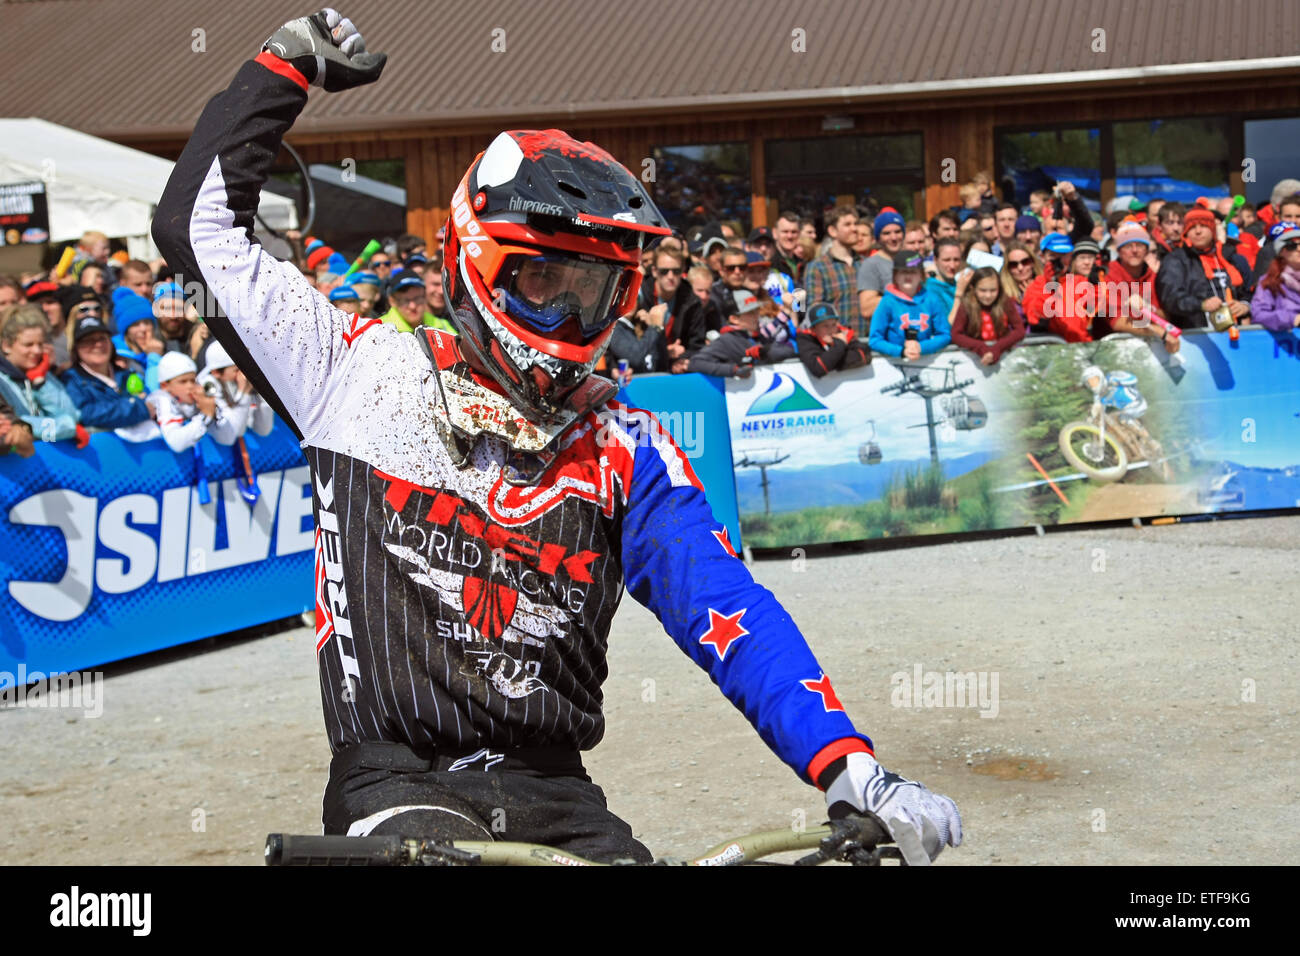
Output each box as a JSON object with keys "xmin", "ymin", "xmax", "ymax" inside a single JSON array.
[
  {"xmin": 858, "ymin": 419, "xmax": 883, "ymax": 466},
  {"xmin": 943, "ymin": 391, "xmax": 988, "ymax": 431}
]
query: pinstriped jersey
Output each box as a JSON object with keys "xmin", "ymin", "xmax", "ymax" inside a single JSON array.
[{"xmin": 152, "ymin": 55, "xmax": 872, "ymax": 783}]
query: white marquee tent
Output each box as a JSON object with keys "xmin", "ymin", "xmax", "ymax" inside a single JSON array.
[{"xmin": 0, "ymin": 118, "xmax": 297, "ymax": 259}]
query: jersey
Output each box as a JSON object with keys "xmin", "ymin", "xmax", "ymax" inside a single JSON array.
[{"xmin": 151, "ymin": 53, "xmax": 872, "ymax": 785}]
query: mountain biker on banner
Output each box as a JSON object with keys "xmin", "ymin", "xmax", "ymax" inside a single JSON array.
[{"xmin": 152, "ymin": 8, "xmax": 961, "ymax": 865}]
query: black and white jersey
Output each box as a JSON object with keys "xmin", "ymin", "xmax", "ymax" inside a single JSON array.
[{"xmin": 152, "ymin": 54, "xmax": 871, "ymax": 784}]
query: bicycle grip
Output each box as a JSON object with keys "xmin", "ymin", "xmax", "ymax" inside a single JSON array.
[{"xmin": 265, "ymin": 833, "xmax": 408, "ymax": 866}]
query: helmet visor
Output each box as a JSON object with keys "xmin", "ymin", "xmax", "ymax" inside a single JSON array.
[{"xmin": 496, "ymin": 253, "xmax": 635, "ymax": 341}]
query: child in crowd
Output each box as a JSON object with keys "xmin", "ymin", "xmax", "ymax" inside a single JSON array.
[
  {"xmin": 688, "ymin": 289, "xmax": 795, "ymax": 378},
  {"xmin": 868, "ymin": 250, "xmax": 952, "ymax": 360},
  {"xmin": 147, "ymin": 351, "xmax": 234, "ymax": 453},
  {"xmin": 947, "ymin": 267, "xmax": 1026, "ymax": 366},
  {"xmin": 797, "ymin": 302, "xmax": 871, "ymax": 378},
  {"xmin": 110, "ymin": 290, "xmax": 165, "ymax": 392},
  {"xmin": 196, "ymin": 343, "xmax": 275, "ymax": 441}
]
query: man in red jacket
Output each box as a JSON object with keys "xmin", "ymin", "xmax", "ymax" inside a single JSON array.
[
  {"xmin": 1023, "ymin": 238, "xmax": 1107, "ymax": 342},
  {"xmin": 1103, "ymin": 221, "xmax": 1180, "ymax": 352}
]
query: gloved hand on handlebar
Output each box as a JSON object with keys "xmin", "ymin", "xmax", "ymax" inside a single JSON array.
[
  {"xmin": 823, "ymin": 751, "xmax": 962, "ymax": 865},
  {"xmin": 263, "ymin": 8, "xmax": 386, "ymax": 92}
]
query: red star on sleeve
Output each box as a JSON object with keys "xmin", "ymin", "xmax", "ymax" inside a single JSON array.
[
  {"xmin": 698, "ymin": 607, "xmax": 749, "ymax": 661},
  {"xmin": 801, "ymin": 673, "xmax": 845, "ymax": 713},
  {"xmin": 712, "ymin": 527, "xmax": 737, "ymax": 558}
]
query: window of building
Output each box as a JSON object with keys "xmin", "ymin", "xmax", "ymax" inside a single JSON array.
[
  {"xmin": 765, "ymin": 133, "xmax": 924, "ymax": 226},
  {"xmin": 1114, "ymin": 117, "xmax": 1230, "ymax": 203},
  {"xmin": 650, "ymin": 143, "xmax": 751, "ymax": 234},
  {"xmin": 1244, "ymin": 115, "xmax": 1300, "ymax": 207},
  {"xmin": 999, "ymin": 127, "xmax": 1101, "ymax": 213}
]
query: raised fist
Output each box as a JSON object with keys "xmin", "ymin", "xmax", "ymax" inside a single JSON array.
[{"xmin": 263, "ymin": 8, "xmax": 386, "ymax": 92}]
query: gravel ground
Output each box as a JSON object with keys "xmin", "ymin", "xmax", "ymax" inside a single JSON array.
[{"xmin": 3, "ymin": 517, "xmax": 1297, "ymax": 866}]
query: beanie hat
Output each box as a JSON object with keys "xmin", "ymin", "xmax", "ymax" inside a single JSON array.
[
  {"xmin": 1112, "ymin": 220, "xmax": 1151, "ymax": 248},
  {"xmin": 351, "ymin": 271, "xmax": 381, "ymax": 287},
  {"xmin": 1183, "ymin": 207, "xmax": 1217, "ymax": 232},
  {"xmin": 328, "ymin": 284, "xmax": 360, "ymax": 303},
  {"xmin": 873, "ymin": 208, "xmax": 905, "ymax": 239},
  {"xmin": 326, "ymin": 252, "xmax": 350, "ymax": 275},
  {"xmin": 1072, "ymin": 239, "xmax": 1101, "ymax": 256},
  {"xmin": 115, "ymin": 291, "xmax": 155, "ymax": 330},
  {"xmin": 158, "ymin": 351, "xmax": 197, "ymax": 383},
  {"xmin": 202, "ymin": 342, "xmax": 235, "ymax": 375},
  {"xmin": 306, "ymin": 241, "xmax": 336, "ymax": 273},
  {"xmin": 56, "ymin": 284, "xmax": 98, "ymax": 315},
  {"xmin": 1015, "ymin": 215, "xmax": 1041, "ymax": 233}
]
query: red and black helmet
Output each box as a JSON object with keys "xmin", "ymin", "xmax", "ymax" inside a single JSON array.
[{"xmin": 443, "ymin": 130, "xmax": 670, "ymax": 422}]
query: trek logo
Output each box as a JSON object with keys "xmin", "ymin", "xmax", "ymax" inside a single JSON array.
[
  {"xmin": 6, "ymin": 468, "xmax": 314, "ymax": 622},
  {"xmin": 313, "ymin": 474, "xmax": 361, "ymax": 694}
]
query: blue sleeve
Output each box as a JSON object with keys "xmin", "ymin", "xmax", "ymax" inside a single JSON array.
[
  {"xmin": 24, "ymin": 377, "xmax": 80, "ymax": 441},
  {"xmin": 612, "ymin": 403, "xmax": 872, "ymax": 783},
  {"xmin": 868, "ymin": 299, "xmax": 902, "ymax": 356},
  {"xmin": 920, "ymin": 294, "xmax": 952, "ymax": 354},
  {"xmin": 60, "ymin": 372, "xmax": 150, "ymax": 429}
]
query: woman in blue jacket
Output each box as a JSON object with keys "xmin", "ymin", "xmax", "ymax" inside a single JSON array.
[
  {"xmin": 59, "ymin": 314, "xmax": 152, "ymax": 430},
  {"xmin": 0, "ymin": 305, "xmax": 80, "ymax": 442}
]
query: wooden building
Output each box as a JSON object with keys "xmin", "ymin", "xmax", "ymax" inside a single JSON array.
[{"xmin": 6, "ymin": 0, "xmax": 1300, "ymax": 246}]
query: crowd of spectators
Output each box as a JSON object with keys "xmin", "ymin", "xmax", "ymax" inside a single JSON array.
[{"xmin": 6, "ymin": 170, "xmax": 1299, "ymax": 457}]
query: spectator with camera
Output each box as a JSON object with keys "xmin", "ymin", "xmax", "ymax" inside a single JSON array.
[
  {"xmin": 147, "ymin": 351, "xmax": 234, "ymax": 453},
  {"xmin": 1155, "ymin": 206, "xmax": 1251, "ymax": 330},
  {"xmin": 797, "ymin": 302, "xmax": 870, "ymax": 378},
  {"xmin": 868, "ymin": 250, "xmax": 951, "ymax": 360},
  {"xmin": 1039, "ymin": 181, "xmax": 1094, "ymax": 245},
  {"xmin": 0, "ymin": 306, "xmax": 81, "ymax": 443},
  {"xmin": 948, "ymin": 266, "xmax": 1026, "ymax": 366},
  {"xmin": 688, "ymin": 289, "xmax": 795, "ymax": 378},
  {"xmin": 197, "ymin": 342, "xmax": 274, "ymax": 442}
]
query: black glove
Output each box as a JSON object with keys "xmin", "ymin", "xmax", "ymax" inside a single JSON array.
[{"xmin": 263, "ymin": 8, "xmax": 386, "ymax": 92}]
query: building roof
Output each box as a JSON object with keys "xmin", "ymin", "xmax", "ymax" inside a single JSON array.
[{"xmin": 4, "ymin": 0, "xmax": 1298, "ymax": 141}]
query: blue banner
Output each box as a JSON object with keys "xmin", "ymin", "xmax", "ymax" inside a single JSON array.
[{"xmin": 0, "ymin": 421, "xmax": 314, "ymax": 678}]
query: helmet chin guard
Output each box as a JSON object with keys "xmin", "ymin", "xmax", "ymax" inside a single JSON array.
[{"xmin": 416, "ymin": 328, "xmax": 616, "ymax": 484}]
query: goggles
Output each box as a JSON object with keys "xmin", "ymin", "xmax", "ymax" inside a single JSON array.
[{"xmin": 495, "ymin": 253, "xmax": 636, "ymax": 340}]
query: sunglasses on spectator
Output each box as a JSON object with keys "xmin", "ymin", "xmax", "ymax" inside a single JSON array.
[
  {"xmin": 655, "ymin": 267, "xmax": 683, "ymax": 275},
  {"xmin": 722, "ymin": 264, "xmax": 746, "ymax": 273},
  {"xmin": 1009, "ymin": 257, "xmax": 1033, "ymax": 268},
  {"xmin": 72, "ymin": 304, "xmax": 103, "ymax": 316},
  {"xmin": 1282, "ymin": 241, "xmax": 1300, "ymax": 253},
  {"xmin": 370, "ymin": 258, "xmax": 393, "ymax": 267}
]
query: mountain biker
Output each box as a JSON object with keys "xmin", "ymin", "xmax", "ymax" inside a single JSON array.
[{"xmin": 151, "ymin": 8, "xmax": 961, "ymax": 865}]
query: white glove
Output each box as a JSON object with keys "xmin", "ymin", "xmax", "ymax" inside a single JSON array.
[
  {"xmin": 263, "ymin": 8, "xmax": 386, "ymax": 92},
  {"xmin": 825, "ymin": 751, "xmax": 962, "ymax": 866}
]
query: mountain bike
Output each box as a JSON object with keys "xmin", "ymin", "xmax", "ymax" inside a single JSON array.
[
  {"xmin": 265, "ymin": 814, "xmax": 901, "ymax": 866},
  {"xmin": 1058, "ymin": 367, "xmax": 1172, "ymax": 482}
]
